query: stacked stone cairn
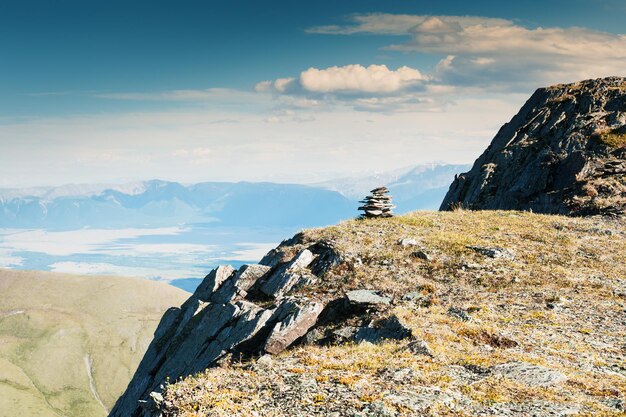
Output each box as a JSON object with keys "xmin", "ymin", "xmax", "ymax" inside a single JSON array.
[{"xmin": 358, "ymin": 186, "xmax": 395, "ymax": 218}]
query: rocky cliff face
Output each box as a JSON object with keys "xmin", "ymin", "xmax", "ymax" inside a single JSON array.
[
  {"xmin": 440, "ymin": 77, "xmax": 626, "ymax": 215},
  {"xmin": 109, "ymin": 236, "xmax": 410, "ymax": 417}
]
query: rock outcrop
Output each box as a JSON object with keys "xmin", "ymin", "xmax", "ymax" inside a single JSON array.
[
  {"xmin": 108, "ymin": 237, "xmax": 407, "ymax": 417},
  {"xmin": 440, "ymin": 77, "xmax": 626, "ymax": 216}
]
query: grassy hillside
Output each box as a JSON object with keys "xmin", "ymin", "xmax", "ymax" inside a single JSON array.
[
  {"xmin": 158, "ymin": 210, "xmax": 626, "ymax": 416},
  {"xmin": 0, "ymin": 269, "xmax": 188, "ymax": 417}
]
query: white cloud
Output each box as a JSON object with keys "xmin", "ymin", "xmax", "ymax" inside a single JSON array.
[
  {"xmin": 254, "ymin": 77, "xmax": 297, "ymax": 94},
  {"xmin": 308, "ymin": 14, "xmax": 626, "ymax": 89},
  {"xmin": 307, "ymin": 14, "xmax": 513, "ymax": 35},
  {"xmin": 299, "ymin": 64, "xmax": 425, "ymax": 94},
  {"xmin": 229, "ymin": 243, "xmax": 277, "ymax": 262},
  {"xmin": 0, "ymin": 95, "xmax": 524, "ymax": 187},
  {"xmin": 256, "ymin": 64, "xmax": 426, "ymax": 100}
]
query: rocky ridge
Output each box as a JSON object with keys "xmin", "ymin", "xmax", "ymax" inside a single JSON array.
[
  {"xmin": 110, "ymin": 211, "xmax": 625, "ymax": 417},
  {"xmin": 108, "ymin": 235, "xmax": 411, "ymax": 417},
  {"xmin": 440, "ymin": 76, "xmax": 626, "ymax": 216}
]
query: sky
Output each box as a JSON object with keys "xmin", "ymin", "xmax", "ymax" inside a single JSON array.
[{"xmin": 1, "ymin": 0, "xmax": 625, "ymax": 187}]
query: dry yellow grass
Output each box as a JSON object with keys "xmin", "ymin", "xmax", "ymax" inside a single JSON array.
[{"xmin": 161, "ymin": 210, "xmax": 626, "ymax": 416}]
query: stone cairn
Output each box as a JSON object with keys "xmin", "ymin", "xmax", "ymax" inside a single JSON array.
[{"xmin": 358, "ymin": 186, "xmax": 395, "ymax": 218}]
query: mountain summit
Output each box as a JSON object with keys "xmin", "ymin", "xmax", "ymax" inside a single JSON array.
[
  {"xmin": 441, "ymin": 77, "xmax": 626, "ymax": 215},
  {"xmin": 109, "ymin": 211, "xmax": 625, "ymax": 417}
]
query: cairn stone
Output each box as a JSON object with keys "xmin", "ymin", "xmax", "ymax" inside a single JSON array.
[{"xmin": 359, "ymin": 186, "xmax": 395, "ymax": 218}]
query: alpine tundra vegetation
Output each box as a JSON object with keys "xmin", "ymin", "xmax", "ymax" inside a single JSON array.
[{"xmin": 113, "ymin": 211, "xmax": 626, "ymax": 417}]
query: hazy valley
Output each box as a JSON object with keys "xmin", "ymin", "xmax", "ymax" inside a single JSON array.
[{"xmin": 0, "ymin": 165, "xmax": 465, "ymax": 291}]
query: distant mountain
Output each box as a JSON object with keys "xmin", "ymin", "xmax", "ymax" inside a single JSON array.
[
  {"xmin": 386, "ymin": 164, "xmax": 470, "ymax": 212},
  {"xmin": 0, "ymin": 268, "xmax": 188, "ymax": 417},
  {"xmin": 312, "ymin": 165, "xmax": 416, "ymax": 200},
  {"xmin": 316, "ymin": 164, "xmax": 470, "ymax": 212},
  {"xmin": 0, "ymin": 180, "xmax": 356, "ymax": 229},
  {"xmin": 0, "ymin": 165, "xmax": 471, "ymax": 231}
]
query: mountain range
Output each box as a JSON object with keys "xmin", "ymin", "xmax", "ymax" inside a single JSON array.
[{"xmin": 0, "ymin": 164, "xmax": 468, "ymax": 230}]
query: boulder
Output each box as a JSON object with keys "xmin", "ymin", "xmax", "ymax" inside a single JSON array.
[
  {"xmin": 308, "ymin": 241, "xmax": 343, "ymax": 276},
  {"xmin": 491, "ymin": 361, "xmax": 567, "ymax": 387},
  {"xmin": 447, "ymin": 307, "xmax": 471, "ymax": 322},
  {"xmin": 467, "ymin": 245, "xmax": 515, "ymax": 260},
  {"xmin": 193, "ymin": 265, "xmax": 235, "ymax": 301},
  {"xmin": 211, "ymin": 264, "xmax": 270, "ymax": 303},
  {"xmin": 398, "ymin": 238, "xmax": 419, "ymax": 247},
  {"xmin": 345, "ymin": 289, "xmax": 391, "ymax": 306},
  {"xmin": 354, "ymin": 315, "xmax": 412, "ymax": 343},
  {"xmin": 257, "ymin": 249, "xmax": 316, "ymax": 298},
  {"xmin": 264, "ymin": 300, "xmax": 324, "ymax": 354}
]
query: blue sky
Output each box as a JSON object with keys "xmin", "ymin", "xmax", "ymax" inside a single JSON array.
[{"xmin": 1, "ymin": 0, "xmax": 625, "ymax": 187}]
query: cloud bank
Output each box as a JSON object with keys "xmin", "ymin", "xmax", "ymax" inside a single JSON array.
[
  {"xmin": 307, "ymin": 14, "xmax": 513, "ymax": 36},
  {"xmin": 308, "ymin": 14, "xmax": 626, "ymax": 89}
]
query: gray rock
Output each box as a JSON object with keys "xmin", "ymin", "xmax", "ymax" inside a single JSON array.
[
  {"xmin": 193, "ymin": 265, "xmax": 235, "ymax": 301},
  {"xmin": 402, "ymin": 292, "xmax": 433, "ymax": 307},
  {"xmin": 354, "ymin": 315, "xmax": 412, "ymax": 343},
  {"xmin": 491, "ymin": 361, "xmax": 567, "ymax": 387},
  {"xmin": 406, "ymin": 339, "xmax": 433, "ymax": 357},
  {"xmin": 411, "ymin": 250, "xmax": 431, "ymax": 261},
  {"xmin": 309, "ymin": 241, "xmax": 343, "ymax": 276},
  {"xmin": 188, "ymin": 301, "xmax": 274, "ymax": 374},
  {"xmin": 385, "ymin": 387, "xmax": 471, "ymax": 414},
  {"xmin": 359, "ymin": 187, "xmax": 395, "ymax": 219},
  {"xmin": 398, "ymin": 238, "xmax": 419, "ymax": 247},
  {"xmin": 362, "ymin": 401, "xmax": 397, "ymax": 417},
  {"xmin": 604, "ymin": 398, "xmax": 624, "ymax": 411},
  {"xmin": 448, "ymin": 307, "xmax": 471, "ymax": 321},
  {"xmin": 258, "ymin": 248, "xmax": 285, "ymax": 268},
  {"xmin": 259, "ymin": 234, "xmax": 306, "ymax": 268},
  {"xmin": 402, "ymin": 291, "xmax": 422, "ymax": 301},
  {"xmin": 211, "ymin": 264, "xmax": 270, "ymax": 303},
  {"xmin": 345, "ymin": 289, "xmax": 391, "ymax": 306},
  {"xmin": 258, "ymin": 249, "xmax": 316, "ymax": 298},
  {"xmin": 467, "ymin": 245, "xmax": 515, "ymax": 259},
  {"xmin": 138, "ymin": 391, "xmax": 164, "ymax": 417},
  {"xmin": 264, "ymin": 300, "xmax": 324, "ymax": 354},
  {"xmin": 113, "ymin": 294, "xmax": 292, "ymax": 417},
  {"xmin": 302, "ymin": 327, "xmax": 325, "ymax": 345},
  {"xmin": 253, "ymin": 355, "xmax": 274, "ymax": 372},
  {"xmin": 477, "ymin": 401, "xmax": 580, "ymax": 416},
  {"xmin": 332, "ymin": 326, "xmax": 358, "ymax": 340}
]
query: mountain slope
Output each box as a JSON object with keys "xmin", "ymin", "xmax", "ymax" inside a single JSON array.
[
  {"xmin": 440, "ymin": 77, "xmax": 626, "ymax": 215},
  {"xmin": 111, "ymin": 211, "xmax": 625, "ymax": 417},
  {"xmin": 0, "ymin": 269, "xmax": 188, "ymax": 417}
]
